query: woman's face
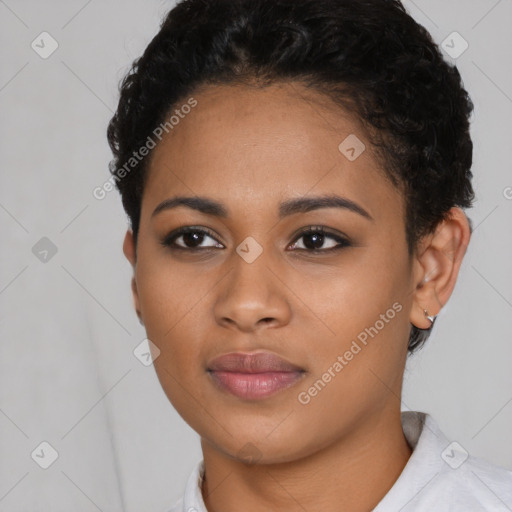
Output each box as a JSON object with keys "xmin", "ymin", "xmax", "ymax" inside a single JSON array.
[{"xmin": 125, "ymin": 82, "xmax": 422, "ymax": 463}]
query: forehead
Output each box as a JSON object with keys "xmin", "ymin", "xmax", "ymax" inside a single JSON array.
[{"xmin": 143, "ymin": 82, "xmax": 402, "ymax": 220}]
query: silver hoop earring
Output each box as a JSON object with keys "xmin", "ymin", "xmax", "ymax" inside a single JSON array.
[{"xmin": 423, "ymin": 309, "xmax": 435, "ymax": 324}]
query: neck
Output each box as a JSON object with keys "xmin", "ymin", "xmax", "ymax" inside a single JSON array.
[{"xmin": 200, "ymin": 407, "xmax": 412, "ymax": 512}]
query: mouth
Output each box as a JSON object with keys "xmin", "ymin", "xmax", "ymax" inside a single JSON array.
[{"xmin": 207, "ymin": 351, "xmax": 306, "ymax": 400}]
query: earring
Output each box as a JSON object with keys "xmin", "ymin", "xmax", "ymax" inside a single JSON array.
[{"xmin": 423, "ymin": 309, "xmax": 435, "ymax": 325}]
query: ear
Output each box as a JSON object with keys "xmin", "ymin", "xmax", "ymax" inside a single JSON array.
[
  {"xmin": 410, "ymin": 207, "xmax": 471, "ymax": 329},
  {"xmin": 123, "ymin": 229, "xmax": 143, "ymax": 325}
]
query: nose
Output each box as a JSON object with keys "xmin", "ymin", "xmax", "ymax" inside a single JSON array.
[{"xmin": 213, "ymin": 254, "xmax": 292, "ymax": 333}]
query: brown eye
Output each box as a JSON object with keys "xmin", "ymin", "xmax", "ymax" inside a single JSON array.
[
  {"xmin": 289, "ymin": 227, "xmax": 351, "ymax": 252},
  {"xmin": 162, "ymin": 227, "xmax": 224, "ymax": 250}
]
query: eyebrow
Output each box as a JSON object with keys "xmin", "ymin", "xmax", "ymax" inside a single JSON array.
[
  {"xmin": 151, "ymin": 194, "xmax": 373, "ymax": 221},
  {"xmin": 152, "ymin": 196, "xmax": 228, "ymax": 218},
  {"xmin": 279, "ymin": 195, "xmax": 373, "ymax": 221}
]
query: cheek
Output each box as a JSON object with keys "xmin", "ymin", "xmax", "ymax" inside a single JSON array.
[
  {"xmin": 296, "ymin": 243, "xmax": 411, "ymax": 393},
  {"xmin": 136, "ymin": 253, "xmax": 207, "ymax": 337},
  {"xmin": 134, "ymin": 262, "xmax": 208, "ymax": 408},
  {"xmin": 299, "ymin": 245, "xmax": 407, "ymax": 339},
  {"xmin": 136, "ymin": 260, "xmax": 210, "ymax": 419}
]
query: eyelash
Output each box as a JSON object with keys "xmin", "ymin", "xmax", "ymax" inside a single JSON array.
[{"xmin": 160, "ymin": 225, "xmax": 351, "ymax": 253}]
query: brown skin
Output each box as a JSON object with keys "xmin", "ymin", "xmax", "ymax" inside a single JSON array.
[{"xmin": 122, "ymin": 82, "xmax": 471, "ymax": 511}]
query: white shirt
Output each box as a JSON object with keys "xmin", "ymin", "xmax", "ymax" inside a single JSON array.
[{"xmin": 168, "ymin": 411, "xmax": 512, "ymax": 511}]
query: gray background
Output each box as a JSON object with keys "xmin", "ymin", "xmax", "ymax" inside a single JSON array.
[{"xmin": 0, "ymin": 0, "xmax": 511, "ymax": 510}]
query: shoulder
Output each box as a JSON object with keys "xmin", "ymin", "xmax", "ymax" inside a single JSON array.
[
  {"xmin": 375, "ymin": 411, "xmax": 512, "ymax": 511},
  {"xmin": 408, "ymin": 453, "xmax": 512, "ymax": 512},
  {"xmin": 435, "ymin": 451, "xmax": 512, "ymax": 509}
]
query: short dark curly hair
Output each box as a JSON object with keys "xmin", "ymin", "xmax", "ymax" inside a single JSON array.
[{"xmin": 107, "ymin": 0, "xmax": 475, "ymax": 353}]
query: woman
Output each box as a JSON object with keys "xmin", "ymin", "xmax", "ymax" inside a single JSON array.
[{"xmin": 107, "ymin": 0, "xmax": 512, "ymax": 510}]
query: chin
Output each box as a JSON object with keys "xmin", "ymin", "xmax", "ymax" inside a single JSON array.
[{"xmin": 200, "ymin": 421, "xmax": 319, "ymax": 466}]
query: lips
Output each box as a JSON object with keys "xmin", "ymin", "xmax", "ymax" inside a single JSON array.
[
  {"xmin": 207, "ymin": 352, "xmax": 305, "ymax": 400},
  {"xmin": 208, "ymin": 352, "xmax": 303, "ymax": 373}
]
